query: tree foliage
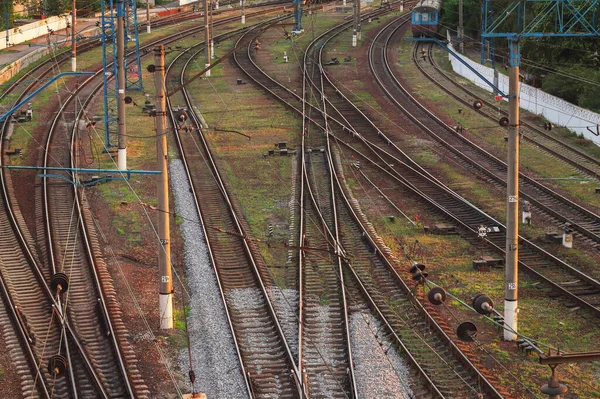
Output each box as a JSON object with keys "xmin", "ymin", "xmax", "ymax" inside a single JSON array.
[
  {"xmin": 523, "ymin": 38, "xmax": 600, "ymax": 112},
  {"xmin": 440, "ymin": 0, "xmax": 600, "ymax": 112},
  {"xmin": 439, "ymin": 0, "xmax": 481, "ymax": 40}
]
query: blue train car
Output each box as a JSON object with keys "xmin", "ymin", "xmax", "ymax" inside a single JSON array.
[{"xmin": 411, "ymin": 0, "xmax": 442, "ymax": 38}]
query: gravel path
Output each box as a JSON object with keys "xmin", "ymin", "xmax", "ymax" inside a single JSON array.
[
  {"xmin": 172, "ymin": 158, "xmax": 415, "ymax": 398},
  {"xmin": 350, "ymin": 310, "xmax": 414, "ymax": 399},
  {"xmin": 171, "ymin": 159, "xmax": 247, "ymax": 398}
]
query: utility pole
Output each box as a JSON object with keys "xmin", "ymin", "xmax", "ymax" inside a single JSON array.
[
  {"xmin": 146, "ymin": 0, "xmax": 151, "ymax": 33},
  {"xmin": 153, "ymin": 45, "xmax": 173, "ymax": 329},
  {"xmin": 71, "ymin": 0, "xmax": 76, "ymax": 71},
  {"xmin": 357, "ymin": 0, "xmax": 361, "ymax": 40},
  {"xmin": 5, "ymin": 6, "xmax": 10, "ymax": 48},
  {"xmin": 204, "ymin": 0, "xmax": 211, "ymax": 76},
  {"xmin": 210, "ymin": 0, "xmax": 214, "ymax": 59},
  {"xmin": 352, "ymin": 0, "xmax": 358, "ymax": 46},
  {"xmin": 504, "ymin": 38, "xmax": 520, "ymax": 341},
  {"xmin": 458, "ymin": 0, "xmax": 464, "ymax": 53},
  {"xmin": 116, "ymin": 0, "xmax": 127, "ymax": 170},
  {"xmin": 241, "ymin": 0, "xmax": 246, "ymax": 24}
]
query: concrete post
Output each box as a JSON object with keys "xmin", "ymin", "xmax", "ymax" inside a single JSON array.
[
  {"xmin": 504, "ymin": 38, "xmax": 520, "ymax": 341},
  {"xmin": 117, "ymin": 0, "xmax": 127, "ymax": 170},
  {"xmin": 146, "ymin": 0, "xmax": 151, "ymax": 33},
  {"xmin": 205, "ymin": 0, "xmax": 211, "ymax": 76},
  {"xmin": 71, "ymin": 0, "xmax": 76, "ymax": 71},
  {"xmin": 153, "ymin": 45, "xmax": 173, "ymax": 329}
]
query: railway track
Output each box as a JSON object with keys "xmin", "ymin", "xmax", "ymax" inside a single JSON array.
[
  {"xmin": 317, "ymin": 15, "xmax": 600, "ymax": 317},
  {"xmin": 42, "ymin": 59, "xmax": 142, "ymax": 398},
  {"xmin": 299, "ymin": 30, "xmax": 356, "ymax": 397},
  {"xmin": 368, "ymin": 16, "xmax": 600, "ymax": 251},
  {"xmin": 234, "ymin": 8, "xmax": 509, "ymax": 397},
  {"xmin": 417, "ymin": 42, "xmax": 600, "ymax": 181},
  {"xmin": 166, "ymin": 18, "xmax": 303, "ymax": 398},
  {"xmin": 0, "ymin": 6, "xmax": 287, "ymax": 396}
]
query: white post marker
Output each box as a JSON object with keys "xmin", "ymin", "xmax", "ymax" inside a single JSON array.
[
  {"xmin": 562, "ymin": 224, "xmax": 573, "ymax": 248},
  {"xmin": 522, "ymin": 200, "xmax": 531, "ymax": 225}
]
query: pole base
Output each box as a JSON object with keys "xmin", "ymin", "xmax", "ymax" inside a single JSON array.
[
  {"xmin": 117, "ymin": 148, "xmax": 127, "ymax": 171},
  {"xmin": 352, "ymin": 34, "xmax": 357, "ymax": 47},
  {"xmin": 160, "ymin": 293, "xmax": 173, "ymax": 329},
  {"xmin": 205, "ymin": 63, "xmax": 211, "ymax": 77},
  {"xmin": 147, "ymin": 25, "xmax": 151, "ymax": 34},
  {"xmin": 503, "ymin": 300, "xmax": 518, "ymax": 341},
  {"xmin": 241, "ymin": 15, "xmax": 246, "ymax": 24},
  {"xmin": 71, "ymin": 57, "xmax": 76, "ymax": 72}
]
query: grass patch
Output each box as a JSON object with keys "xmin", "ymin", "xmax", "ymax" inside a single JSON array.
[{"xmin": 397, "ymin": 35, "xmax": 600, "ymax": 210}]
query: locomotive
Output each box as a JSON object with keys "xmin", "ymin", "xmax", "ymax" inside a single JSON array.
[{"xmin": 411, "ymin": 0, "xmax": 442, "ymax": 38}]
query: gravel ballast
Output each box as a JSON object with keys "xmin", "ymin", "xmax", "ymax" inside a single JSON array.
[
  {"xmin": 351, "ymin": 310, "xmax": 414, "ymax": 398},
  {"xmin": 172, "ymin": 158, "xmax": 414, "ymax": 398},
  {"xmin": 171, "ymin": 159, "xmax": 247, "ymax": 398}
]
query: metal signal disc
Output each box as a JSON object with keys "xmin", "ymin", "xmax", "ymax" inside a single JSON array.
[
  {"xmin": 473, "ymin": 294, "xmax": 494, "ymax": 315},
  {"xmin": 47, "ymin": 354, "xmax": 68, "ymax": 376},
  {"xmin": 457, "ymin": 322, "xmax": 478, "ymax": 342},
  {"xmin": 50, "ymin": 272, "xmax": 69, "ymax": 294},
  {"xmin": 427, "ymin": 287, "xmax": 446, "ymax": 305}
]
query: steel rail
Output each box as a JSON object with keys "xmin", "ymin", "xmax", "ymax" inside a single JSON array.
[
  {"xmin": 307, "ymin": 14, "xmax": 506, "ymax": 398},
  {"xmin": 169, "ymin": 17, "xmax": 304, "ymax": 398},
  {"xmin": 299, "ymin": 26, "xmax": 358, "ymax": 397},
  {"xmin": 421, "ymin": 43, "xmax": 600, "ymax": 180},
  {"xmin": 239, "ymin": 8, "xmax": 504, "ymax": 397},
  {"xmin": 0, "ymin": 9, "xmax": 273, "ymax": 396},
  {"xmin": 377, "ymin": 18, "xmax": 600, "ymax": 247}
]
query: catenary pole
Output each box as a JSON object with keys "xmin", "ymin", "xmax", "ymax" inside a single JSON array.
[
  {"xmin": 504, "ymin": 38, "xmax": 520, "ymax": 341},
  {"xmin": 458, "ymin": 0, "xmax": 464, "ymax": 53},
  {"xmin": 241, "ymin": 0, "xmax": 246, "ymax": 24},
  {"xmin": 205, "ymin": 0, "xmax": 211, "ymax": 75},
  {"xmin": 71, "ymin": 0, "xmax": 76, "ymax": 71},
  {"xmin": 210, "ymin": 0, "xmax": 214, "ymax": 59},
  {"xmin": 146, "ymin": 0, "xmax": 151, "ymax": 33},
  {"xmin": 352, "ymin": 0, "xmax": 358, "ymax": 46},
  {"xmin": 116, "ymin": 0, "xmax": 127, "ymax": 170},
  {"xmin": 153, "ymin": 45, "xmax": 173, "ymax": 329}
]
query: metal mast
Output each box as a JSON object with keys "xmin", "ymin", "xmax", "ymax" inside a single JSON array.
[
  {"xmin": 101, "ymin": 0, "xmax": 143, "ymax": 149},
  {"xmin": 481, "ymin": 0, "xmax": 600, "ymax": 341}
]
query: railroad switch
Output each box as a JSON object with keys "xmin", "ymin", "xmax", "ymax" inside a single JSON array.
[{"xmin": 429, "ymin": 224, "xmax": 458, "ymax": 235}]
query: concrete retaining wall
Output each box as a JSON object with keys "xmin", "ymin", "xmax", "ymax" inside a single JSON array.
[
  {"xmin": 0, "ymin": 48, "xmax": 49, "ymax": 85},
  {"xmin": 447, "ymin": 40, "xmax": 600, "ymax": 143},
  {"xmin": 1, "ymin": 15, "xmax": 72, "ymax": 50}
]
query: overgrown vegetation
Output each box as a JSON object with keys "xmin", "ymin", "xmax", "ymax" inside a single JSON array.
[{"xmin": 440, "ymin": 0, "xmax": 600, "ymax": 112}]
